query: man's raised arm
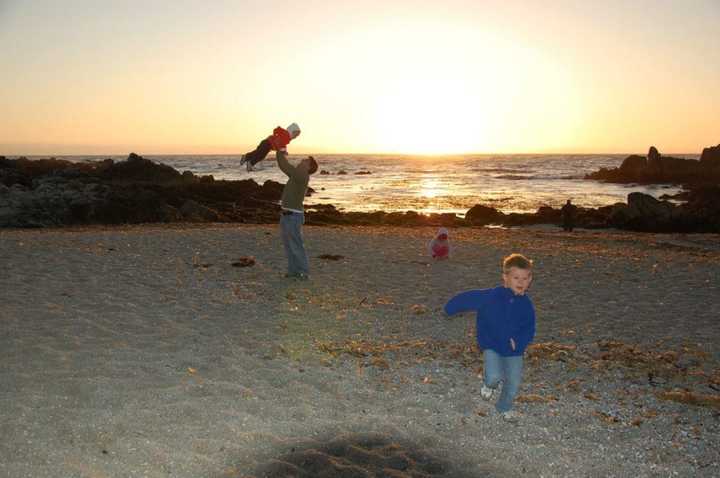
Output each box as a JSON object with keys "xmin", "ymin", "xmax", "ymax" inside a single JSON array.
[{"xmin": 276, "ymin": 150, "xmax": 296, "ymax": 178}]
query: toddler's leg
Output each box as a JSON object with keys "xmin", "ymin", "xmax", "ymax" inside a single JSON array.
[
  {"xmin": 495, "ymin": 355, "xmax": 524, "ymax": 412},
  {"xmin": 244, "ymin": 139, "xmax": 273, "ymax": 166}
]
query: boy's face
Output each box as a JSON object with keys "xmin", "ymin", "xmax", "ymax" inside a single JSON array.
[{"xmin": 503, "ymin": 266, "xmax": 533, "ymax": 296}]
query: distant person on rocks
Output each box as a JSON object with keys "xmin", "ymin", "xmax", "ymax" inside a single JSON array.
[
  {"xmin": 444, "ymin": 253, "xmax": 536, "ymax": 422},
  {"xmin": 561, "ymin": 199, "xmax": 577, "ymax": 232},
  {"xmin": 240, "ymin": 123, "xmax": 301, "ymax": 172},
  {"xmin": 276, "ymin": 149, "xmax": 318, "ymax": 279},
  {"xmin": 428, "ymin": 227, "xmax": 451, "ymax": 260}
]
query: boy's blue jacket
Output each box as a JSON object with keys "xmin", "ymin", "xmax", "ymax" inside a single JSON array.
[{"xmin": 444, "ymin": 287, "xmax": 535, "ymax": 357}]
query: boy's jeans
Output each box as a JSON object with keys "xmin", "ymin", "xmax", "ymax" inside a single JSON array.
[
  {"xmin": 483, "ymin": 348, "xmax": 524, "ymax": 412},
  {"xmin": 280, "ymin": 212, "xmax": 309, "ymax": 276}
]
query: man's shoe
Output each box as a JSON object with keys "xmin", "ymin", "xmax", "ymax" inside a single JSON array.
[
  {"xmin": 246, "ymin": 161, "xmax": 254, "ymax": 172},
  {"xmin": 480, "ymin": 384, "xmax": 494, "ymax": 400},
  {"xmin": 500, "ymin": 410, "xmax": 520, "ymax": 423},
  {"xmin": 284, "ymin": 273, "xmax": 309, "ymax": 280},
  {"xmin": 240, "ymin": 154, "xmax": 247, "ymax": 165}
]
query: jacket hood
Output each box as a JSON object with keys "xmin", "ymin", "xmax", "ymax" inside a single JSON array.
[{"xmin": 286, "ymin": 123, "xmax": 301, "ymax": 138}]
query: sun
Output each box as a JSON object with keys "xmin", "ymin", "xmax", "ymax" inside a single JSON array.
[{"xmin": 372, "ymin": 76, "xmax": 491, "ymax": 155}]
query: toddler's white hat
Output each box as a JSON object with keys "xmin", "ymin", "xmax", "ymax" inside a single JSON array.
[{"xmin": 287, "ymin": 123, "xmax": 301, "ymax": 137}]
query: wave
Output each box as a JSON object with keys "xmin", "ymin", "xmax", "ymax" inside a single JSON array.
[
  {"xmin": 476, "ymin": 167, "xmax": 532, "ymax": 174},
  {"xmin": 495, "ymin": 174, "xmax": 535, "ymax": 180}
]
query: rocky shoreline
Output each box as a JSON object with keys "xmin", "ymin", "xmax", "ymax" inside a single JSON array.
[{"xmin": 2, "ymin": 149, "xmax": 719, "ymax": 232}]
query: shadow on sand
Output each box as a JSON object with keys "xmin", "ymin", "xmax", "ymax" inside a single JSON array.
[{"xmin": 234, "ymin": 431, "xmax": 504, "ymax": 477}]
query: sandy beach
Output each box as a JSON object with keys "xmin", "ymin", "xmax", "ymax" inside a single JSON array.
[{"xmin": 1, "ymin": 224, "xmax": 719, "ymax": 477}]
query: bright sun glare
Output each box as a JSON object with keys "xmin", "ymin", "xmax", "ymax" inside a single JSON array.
[
  {"xmin": 373, "ymin": 76, "xmax": 491, "ymax": 155},
  {"xmin": 357, "ymin": 21, "xmax": 543, "ymax": 155}
]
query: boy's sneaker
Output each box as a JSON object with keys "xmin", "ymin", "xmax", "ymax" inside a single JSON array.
[
  {"xmin": 480, "ymin": 384, "xmax": 494, "ymax": 400},
  {"xmin": 500, "ymin": 410, "xmax": 520, "ymax": 423},
  {"xmin": 239, "ymin": 154, "xmax": 247, "ymax": 165}
]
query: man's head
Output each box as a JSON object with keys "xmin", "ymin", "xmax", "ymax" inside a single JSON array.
[
  {"xmin": 301, "ymin": 155, "xmax": 318, "ymax": 175},
  {"xmin": 502, "ymin": 253, "xmax": 533, "ymax": 296}
]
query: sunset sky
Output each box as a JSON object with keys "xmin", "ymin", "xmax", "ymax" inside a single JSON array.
[{"xmin": 1, "ymin": 0, "xmax": 718, "ymax": 156}]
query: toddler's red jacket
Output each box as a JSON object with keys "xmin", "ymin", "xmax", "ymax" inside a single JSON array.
[{"xmin": 267, "ymin": 127, "xmax": 292, "ymax": 151}]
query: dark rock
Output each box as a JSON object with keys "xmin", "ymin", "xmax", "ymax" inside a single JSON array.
[
  {"xmin": 0, "ymin": 167, "xmax": 27, "ymax": 187},
  {"xmin": 680, "ymin": 185, "xmax": 720, "ymax": 231},
  {"xmin": 384, "ymin": 211, "xmax": 423, "ymax": 226},
  {"xmin": 103, "ymin": 153, "xmax": 182, "ymax": 183},
  {"xmin": 306, "ymin": 204, "xmax": 347, "ymax": 225},
  {"xmin": 538, "ymin": 205, "xmax": 562, "ymax": 223},
  {"xmin": 258, "ymin": 180, "xmax": 284, "ymax": 200},
  {"xmin": 427, "ymin": 212, "xmax": 462, "ymax": 227},
  {"xmin": 587, "ymin": 144, "xmax": 720, "ymax": 185},
  {"xmin": 0, "ymin": 154, "xmax": 278, "ymax": 227},
  {"xmin": 628, "ymin": 192, "xmax": 674, "ymax": 218},
  {"xmin": 700, "ymin": 144, "xmax": 720, "ymax": 164},
  {"xmin": 179, "ymin": 200, "xmax": 220, "ymax": 222},
  {"xmin": 231, "ymin": 256, "xmax": 256, "ymax": 267},
  {"xmin": 318, "ymin": 254, "xmax": 344, "ymax": 261},
  {"xmin": 93, "ymin": 186, "xmax": 177, "ymax": 224},
  {"xmin": 647, "ymin": 146, "xmax": 661, "ymax": 171},
  {"xmin": 465, "ymin": 204, "xmax": 504, "ymax": 225},
  {"xmin": 607, "ymin": 192, "xmax": 695, "ymax": 232},
  {"xmin": 619, "ymin": 155, "xmax": 647, "ymax": 175}
]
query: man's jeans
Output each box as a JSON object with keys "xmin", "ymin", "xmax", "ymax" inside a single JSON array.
[
  {"xmin": 280, "ymin": 212, "xmax": 309, "ymax": 276},
  {"xmin": 483, "ymin": 348, "xmax": 524, "ymax": 412}
]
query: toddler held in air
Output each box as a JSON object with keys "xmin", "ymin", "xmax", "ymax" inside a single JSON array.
[{"xmin": 240, "ymin": 123, "xmax": 301, "ymax": 172}]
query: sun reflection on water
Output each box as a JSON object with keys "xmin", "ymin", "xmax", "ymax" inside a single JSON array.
[{"xmin": 419, "ymin": 178, "xmax": 443, "ymax": 199}]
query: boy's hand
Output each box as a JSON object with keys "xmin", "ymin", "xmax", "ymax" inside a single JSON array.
[{"xmin": 510, "ymin": 338, "xmax": 516, "ymax": 351}]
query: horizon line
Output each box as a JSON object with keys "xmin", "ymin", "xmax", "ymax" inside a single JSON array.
[{"xmin": 0, "ymin": 149, "xmax": 706, "ymax": 158}]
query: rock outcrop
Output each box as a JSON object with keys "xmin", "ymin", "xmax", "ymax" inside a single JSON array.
[
  {"xmin": 0, "ymin": 153, "xmax": 289, "ymax": 227},
  {"xmin": 700, "ymin": 144, "xmax": 720, "ymax": 165},
  {"xmin": 586, "ymin": 145, "xmax": 720, "ymax": 185}
]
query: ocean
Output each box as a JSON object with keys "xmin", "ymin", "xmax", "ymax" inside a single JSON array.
[{"xmin": 34, "ymin": 153, "xmax": 695, "ymax": 215}]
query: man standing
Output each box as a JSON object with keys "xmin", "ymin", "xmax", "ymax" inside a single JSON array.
[
  {"xmin": 276, "ymin": 150, "xmax": 318, "ymax": 279},
  {"xmin": 561, "ymin": 199, "xmax": 577, "ymax": 232}
]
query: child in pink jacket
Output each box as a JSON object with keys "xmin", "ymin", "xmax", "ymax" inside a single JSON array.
[{"xmin": 428, "ymin": 227, "xmax": 451, "ymax": 260}]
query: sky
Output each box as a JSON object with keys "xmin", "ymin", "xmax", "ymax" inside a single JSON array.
[{"xmin": 1, "ymin": 0, "xmax": 718, "ymax": 155}]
